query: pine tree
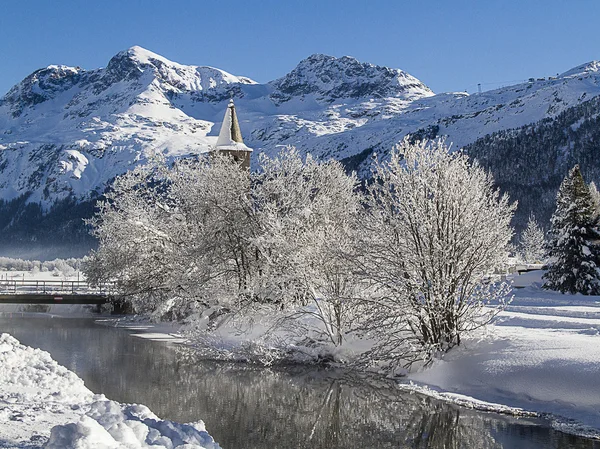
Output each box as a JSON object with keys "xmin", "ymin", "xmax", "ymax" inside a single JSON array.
[
  {"xmin": 519, "ymin": 214, "xmax": 546, "ymax": 264},
  {"xmin": 588, "ymin": 181, "xmax": 600, "ymax": 222},
  {"xmin": 543, "ymin": 165, "xmax": 600, "ymax": 294}
]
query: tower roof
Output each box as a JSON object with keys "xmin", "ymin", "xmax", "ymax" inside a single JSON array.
[{"xmin": 216, "ymin": 99, "xmax": 249, "ymax": 148}]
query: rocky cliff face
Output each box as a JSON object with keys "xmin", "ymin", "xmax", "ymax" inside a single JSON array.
[{"xmin": 269, "ymin": 53, "xmax": 432, "ymax": 103}]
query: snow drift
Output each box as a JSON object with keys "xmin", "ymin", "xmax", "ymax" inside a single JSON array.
[{"xmin": 0, "ymin": 333, "xmax": 220, "ymax": 448}]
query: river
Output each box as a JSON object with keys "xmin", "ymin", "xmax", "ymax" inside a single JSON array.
[{"xmin": 1, "ymin": 315, "xmax": 598, "ymax": 449}]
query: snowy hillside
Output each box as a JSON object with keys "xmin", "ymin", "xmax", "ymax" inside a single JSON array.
[
  {"xmin": 1, "ymin": 46, "xmax": 600, "ymax": 209},
  {"xmin": 465, "ymin": 92, "xmax": 600, "ymax": 231},
  {"xmin": 0, "ymin": 46, "xmax": 255, "ymax": 206},
  {"xmin": 0, "ymin": 46, "xmax": 434, "ymax": 207},
  {"xmin": 297, "ymin": 68, "xmax": 600, "ymax": 171}
]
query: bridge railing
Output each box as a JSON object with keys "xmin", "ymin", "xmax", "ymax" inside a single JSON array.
[{"xmin": 0, "ymin": 279, "xmax": 116, "ymax": 296}]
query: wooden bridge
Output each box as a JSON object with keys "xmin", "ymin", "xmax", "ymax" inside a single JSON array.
[{"xmin": 0, "ymin": 279, "xmax": 115, "ymax": 305}]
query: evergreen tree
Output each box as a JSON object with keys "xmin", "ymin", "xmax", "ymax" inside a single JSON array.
[
  {"xmin": 543, "ymin": 165, "xmax": 600, "ymax": 294},
  {"xmin": 588, "ymin": 181, "xmax": 600, "ymax": 270},
  {"xmin": 588, "ymin": 181, "xmax": 600, "ymax": 222},
  {"xmin": 519, "ymin": 214, "xmax": 546, "ymax": 264}
]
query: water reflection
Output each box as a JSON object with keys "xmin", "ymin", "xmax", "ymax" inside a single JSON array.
[{"xmin": 1, "ymin": 316, "xmax": 598, "ymax": 449}]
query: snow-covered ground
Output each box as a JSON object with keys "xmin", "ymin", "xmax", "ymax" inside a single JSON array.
[
  {"xmin": 0, "ymin": 333, "xmax": 220, "ymax": 449},
  {"xmin": 0, "ymin": 257, "xmax": 82, "ymax": 283},
  {"xmin": 1, "ymin": 258, "xmax": 220, "ymax": 447},
  {"xmin": 407, "ymin": 270, "xmax": 600, "ymax": 439}
]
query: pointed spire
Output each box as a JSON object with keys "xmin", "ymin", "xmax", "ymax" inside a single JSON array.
[
  {"xmin": 212, "ymin": 99, "xmax": 252, "ymax": 170},
  {"xmin": 217, "ymin": 99, "xmax": 244, "ymax": 146}
]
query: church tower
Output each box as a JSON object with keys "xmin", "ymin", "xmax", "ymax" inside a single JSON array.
[{"xmin": 213, "ymin": 99, "xmax": 252, "ymax": 169}]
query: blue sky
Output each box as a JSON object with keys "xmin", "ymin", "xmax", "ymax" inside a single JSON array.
[{"xmin": 1, "ymin": 0, "xmax": 598, "ymax": 96}]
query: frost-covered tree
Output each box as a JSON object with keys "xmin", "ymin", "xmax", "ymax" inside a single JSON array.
[
  {"xmin": 360, "ymin": 138, "xmax": 515, "ymax": 366},
  {"xmin": 84, "ymin": 154, "xmax": 256, "ymax": 317},
  {"xmin": 589, "ymin": 181, "xmax": 600, "ymax": 222},
  {"xmin": 167, "ymin": 155, "xmax": 257, "ymax": 304},
  {"xmin": 84, "ymin": 148, "xmax": 364, "ymax": 335},
  {"xmin": 253, "ymin": 148, "xmax": 364, "ymax": 346},
  {"xmin": 543, "ymin": 165, "xmax": 600, "ymax": 294},
  {"xmin": 519, "ymin": 214, "xmax": 546, "ymax": 264},
  {"xmin": 84, "ymin": 159, "xmax": 175, "ymax": 313}
]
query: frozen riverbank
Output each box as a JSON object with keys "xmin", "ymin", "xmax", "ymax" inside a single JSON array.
[
  {"xmin": 406, "ymin": 271, "xmax": 600, "ymax": 439},
  {"xmin": 166, "ymin": 270, "xmax": 600, "ymax": 440},
  {"xmin": 98, "ymin": 272, "xmax": 600, "ymax": 441},
  {"xmin": 0, "ymin": 333, "xmax": 220, "ymax": 449}
]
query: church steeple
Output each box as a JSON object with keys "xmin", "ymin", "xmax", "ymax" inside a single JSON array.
[
  {"xmin": 217, "ymin": 99, "xmax": 245, "ymax": 146},
  {"xmin": 213, "ymin": 99, "xmax": 252, "ymax": 169}
]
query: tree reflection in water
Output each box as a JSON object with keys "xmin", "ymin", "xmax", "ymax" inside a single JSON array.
[
  {"xmin": 173, "ymin": 349, "xmax": 598, "ymax": 449},
  {"xmin": 1, "ymin": 317, "xmax": 598, "ymax": 449}
]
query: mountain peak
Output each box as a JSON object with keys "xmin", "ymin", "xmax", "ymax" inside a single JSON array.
[
  {"xmin": 102, "ymin": 46, "xmax": 256, "ymax": 92},
  {"xmin": 291, "ymin": 53, "xmax": 379, "ymax": 77},
  {"xmin": 270, "ymin": 53, "xmax": 433, "ymax": 103},
  {"xmin": 118, "ymin": 45, "xmax": 181, "ymax": 68},
  {"xmin": 103, "ymin": 45, "xmax": 175, "ymax": 83},
  {"xmin": 299, "ymin": 53, "xmax": 338, "ymax": 64},
  {"xmin": 560, "ymin": 61, "xmax": 600, "ymax": 78},
  {"xmin": 300, "ymin": 53, "xmax": 363, "ymax": 66},
  {"xmin": 4, "ymin": 48, "xmax": 600, "ymax": 222},
  {"xmin": 1, "ymin": 64, "xmax": 84, "ymax": 114}
]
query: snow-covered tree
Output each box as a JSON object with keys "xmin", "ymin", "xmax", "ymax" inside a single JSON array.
[
  {"xmin": 543, "ymin": 165, "xmax": 600, "ymax": 294},
  {"xmin": 589, "ymin": 181, "xmax": 600, "ymax": 222},
  {"xmin": 167, "ymin": 155, "xmax": 257, "ymax": 305},
  {"xmin": 84, "ymin": 148, "xmax": 364, "ymax": 336},
  {"xmin": 252, "ymin": 148, "xmax": 364, "ymax": 346},
  {"xmin": 519, "ymin": 214, "xmax": 546, "ymax": 264},
  {"xmin": 84, "ymin": 159, "xmax": 175, "ymax": 313},
  {"xmin": 359, "ymin": 138, "xmax": 515, "ymax": 366},
  {"xmin": 84, "ymin": 154, "xmax": 256, "ymax": 317}
]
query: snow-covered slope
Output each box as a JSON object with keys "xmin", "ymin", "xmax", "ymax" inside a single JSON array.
[
  {"xmin": 1, "ymin": 46, "xmax": 600, "ymax": 207},
  {"xmin": 290, "ymin": 67, "xmax": 600, "ymax": 167},
  {"xmin": 0, "ymin": 46, "xmax": 255, "ymax": 206}
]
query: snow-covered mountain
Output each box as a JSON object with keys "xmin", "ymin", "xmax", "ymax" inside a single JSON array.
[
  {"xmin": 0, "ymin": 46, "xmax": 255, "ymax": 206},
  {"xmin": 1, "ymin": 46, "xmax": 600, "ymax": 210}
]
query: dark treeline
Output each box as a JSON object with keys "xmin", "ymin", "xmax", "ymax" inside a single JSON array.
[
  {"xmin": 0, "ymin": 194, "xmax": 97, "ymax": 259},
  {"xmin": 465, "ymin": 94, "xmax": 600, "ymax": 233}
]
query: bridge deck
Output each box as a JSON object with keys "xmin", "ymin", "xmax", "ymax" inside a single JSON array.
[
  {"xmin": 0, "ymin": 294, "xmax": 108, "ymax": 305},
  {"xmin": 0, "ymin": 279, "xmax": 114, "ymax": 304}
]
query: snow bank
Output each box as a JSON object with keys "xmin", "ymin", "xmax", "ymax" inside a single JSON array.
[
  {"xmin": 0, "ymin": 333, "xmax": 93, "ymax": 405},
  {"xmin": 407, "ymin": 273, "xmax": 600, "ymax": 440},
  {"xmin": 0, "ymin": 333, "xmax": 220, "ymax": 448},
  {"xmin": 47, "ymin": 399, "xmax": 219, "ymax": 449}
]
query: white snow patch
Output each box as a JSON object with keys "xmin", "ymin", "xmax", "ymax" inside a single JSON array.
[
  {"xmin": 407, "ymin": 270, "xmax": 600, "ymax": 438},
  {"xmin": 0, "ymin": 333, "xmax": 220, "ymax": 448}
]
